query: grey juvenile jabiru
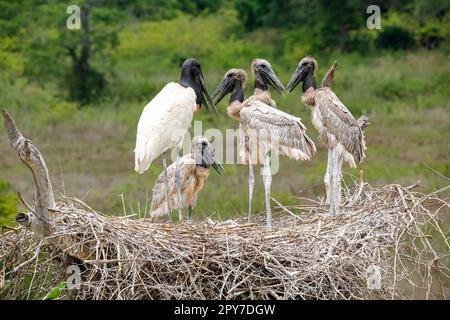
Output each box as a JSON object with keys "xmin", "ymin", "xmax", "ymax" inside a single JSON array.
[
  {"xmin": 212, "ymin": 66, "xmax": 315, "ymax": 228},
  {"xmin": 150, "ymin": 137, "xmax": 223, "ymax": 221},
  {"xmin": 286, "ymin": 57, "xmax": 367, "ymax": 215}
]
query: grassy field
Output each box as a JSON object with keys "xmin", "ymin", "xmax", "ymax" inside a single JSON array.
[{"xmin": 0, "ymin": 11, "xmax": 449, "ymax": 222}]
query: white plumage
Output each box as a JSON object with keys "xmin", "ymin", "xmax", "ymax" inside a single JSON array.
[
  {"xmin": 134, "ymin": 58, "xmax": 216, "ymax": 222},
  {"xmin": 134, "ymin": 82, "xmax": 197, "ymax": 174}
]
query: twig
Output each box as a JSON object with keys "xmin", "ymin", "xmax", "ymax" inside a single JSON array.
[
  {"xmin": 422, "ymin": 162, "xmax": 450, "ymax": 181},
  {"xmin": 17, "ymin": 192, "xmax": 34, "ymax": 213}
]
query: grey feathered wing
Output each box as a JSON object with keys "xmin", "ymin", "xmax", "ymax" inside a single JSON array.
[
  {"xmin": 315, "ymin": 88, "xmax": 366, "ymax": 166},
  {"xmin": 239, "ymin": 100, "xmax": 316, "ymax": 162},
  {"xmin": 150, "ymin": 156, "xmax": 196, "ymax": 219}
]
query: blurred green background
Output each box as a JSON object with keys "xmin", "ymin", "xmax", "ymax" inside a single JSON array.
[{"xmin": 0, "ymin": 0, "xmax": 449, "ymax": 224}]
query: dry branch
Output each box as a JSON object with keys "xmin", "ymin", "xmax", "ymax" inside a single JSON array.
[{"xmin": 2, "ymin": 109, "xmax": 55, "ymax": 236}]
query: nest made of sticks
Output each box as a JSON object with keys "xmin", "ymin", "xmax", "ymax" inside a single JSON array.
[{"xmin": 1, "ymin": 182, "xmax": 449, "ymax": 300}]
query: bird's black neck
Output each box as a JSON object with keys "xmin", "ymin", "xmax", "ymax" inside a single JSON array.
[
  {"xmin": 179, "ymin": 71, "xmax": 202, "ymax": 104},
  {"xmin": 194, "ymin": 151, "xmax": 210, "ymax": 169},
  {"xmin": 193, "ymin": 150, "xmax": 209, "ymax": 169},
  {"xmin": 230, "ymin": 82, "xmax": 244, "ymax": 103},
  {"xmin": 302, "ymin": 74, "xmax": 316, "ymax": 92},
  {"xmin": 197, "ymin": 163, "xmax": 210, "ymax": 169},
  {"xmin": 254, "ymin": 75, "xmax": 268, "ymax": 92}
]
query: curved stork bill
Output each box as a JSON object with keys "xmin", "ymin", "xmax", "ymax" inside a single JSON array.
[
  {"xmin": 256, "ymin": 63, "xmax": 285, "ymax": 95},
  {"xmin": 193, "ymin": 137, "xmax": 225, "ymax": 175},
  {"xmin": 285, "ymin": 57, "xmax": 317, "ymax": 93},
  {"xmin": 211, "ymin": 60, "xmax": 285, "ymax": 105},
  {"xmin": 211, "ymin": 71, "xmax": 238, "ymax": 105},
  {"xmin": 179, "ymin": 58, "xmax": 219, "ymax": 118}
]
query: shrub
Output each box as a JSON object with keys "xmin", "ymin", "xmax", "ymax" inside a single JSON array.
[
  {"xmin": 375, "ymin": 26, "xmax": 416, "ymax": 50},
  {"xmin": 374, "ymin": 78, "xmax": 426, "ymax": 100},
  {"xmin": 418, "ymin": 25, "xmax": 446, "ymax": 49},
  {"xmin": 67, "ymin": 67, "xmax": 106, "ymax": 105},
  {"xmin": 345, "ymin": 30, "xmax": 375, "ymax": 53}
]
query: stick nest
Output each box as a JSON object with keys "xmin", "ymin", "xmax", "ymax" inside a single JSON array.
[{"xmin": 1, "ymin": 183, "xmax": 449, "ymax": 300}]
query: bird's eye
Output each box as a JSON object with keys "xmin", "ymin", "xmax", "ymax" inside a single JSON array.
[{"xmin": 228, "ymin": 73, "xmax": 235, "ymax": 78}]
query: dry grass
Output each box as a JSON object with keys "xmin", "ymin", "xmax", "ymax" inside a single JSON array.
[{"xmin": 1, "ymin": 182, "xmax": 449, "ymax": 300}]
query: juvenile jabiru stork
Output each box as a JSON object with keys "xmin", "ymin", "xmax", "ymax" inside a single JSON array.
[
  {"xmin": 286, "ymin": 56, "xmax": 367, "ymax": 215},
  {"xmin": 150, "ymin": 137, "xmax": 223, "ymax": 221},
  {"xmin": 134, "ymin": 58, "xmax": 217, "ymax": 221},
  {"xmin": 320, "ymin": 61, "xmax": 369, "ymax": 205},
  {"xmin": 322, "ymin": 64, "xmax": 370, "ymax": 147},
  {"xmin": 212, "ymin": 67, "xmax": 316, "ymax": 228}
]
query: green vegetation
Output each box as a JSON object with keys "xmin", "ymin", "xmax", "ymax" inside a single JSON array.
[
  {"xmin": 0, "ymin": 180, "xmax": 18, "ymax": 226},
  {"xmin": 0, "ymin": 0, "xmax": 449, "ymax": 222},
  {"xmin": 43, "ymin": 281, "xmax": 66, "ymax": 300}
]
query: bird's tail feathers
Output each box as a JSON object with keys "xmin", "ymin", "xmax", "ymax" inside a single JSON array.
[
  {"xmin": 150, "ymin": 207, "xmax": 169, "ymax": 222},
  {"xmin": 134, "ymin": 151, "xmax": 151, "ymax": 174},
  {"xmin": 134, "ymin": 139, "xmax": 154, "ymax": 174},
  {"xmin": 277, "ymin": 145, "xmax": 310, "ymax": 161}
]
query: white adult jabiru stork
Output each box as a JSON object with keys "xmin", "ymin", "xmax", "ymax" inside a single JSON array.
[
  {"xmin": 212, "ymin": 66, "xmax": 316, "ymax": 228},
  {"xmin": 134, "ymin": 58, "xmax": 217, "ymax": 221},
  {"xmin": 150, "ymin": 137, "xmax": 224, "ymax": 221},
  {"xmin": 286, "ymin": 56, "xmax": 367, "ymax": 215}
]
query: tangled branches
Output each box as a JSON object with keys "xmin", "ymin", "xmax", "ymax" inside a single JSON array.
[{"xmin": 1, "ymin": 183, "xmax": 448, "ymax": 300}]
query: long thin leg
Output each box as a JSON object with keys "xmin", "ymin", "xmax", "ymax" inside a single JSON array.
[
  {"xmin": 175, "ymin": 147, "xmax": 183, "ymax": 222},
  {"xmin": 262, "ymin": 152, "xmax": 272, "ymax": 229},
  {"xmin": 335, "ymin": 151, "xmax": 343, "ymax": 211},
  {"xmin": 162, "ymin": 151, "xmax": 172, "ymax": 222},
  {"xmin": 188, "ymin": 205, "xmax": 193, "ymax": 222},
  {"xmin": 248, "ymin": 150, "xmax": 255, "ymax": 223},
  {"xmin": 329, "ymin": 147, "xmax": 343, "ymax": 215},
  {"xmin": 324, "ymin": 148, "xmax": 332, "ymax": 204},
  {"xmin": 328, "ymin": 147, "xmax": 336, "ymax": 215}
]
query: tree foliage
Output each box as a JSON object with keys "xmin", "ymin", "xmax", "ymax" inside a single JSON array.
[{"xmin": 0, "ymin": 0, "xmax": 447, "ymax": 106}]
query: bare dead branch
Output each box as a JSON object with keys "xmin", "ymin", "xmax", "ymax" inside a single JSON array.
[{"xmin": 2, "ymin": 109, "xmax": 55, "ymax": 235}]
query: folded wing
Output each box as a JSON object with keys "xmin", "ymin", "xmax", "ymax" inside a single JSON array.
[
  {"xmin": 134, "ymin": 82, "xmax": 196, "ymax": 174},
  {"xmin": 150, "ymin": 156, "xmax": 197, "ymax": 219},
  {"xmin": 315, "ymin": 88, "xmax": 366, "ymax": 166},
  {"xmin": 240, "ymin": 100, "xmax": 316, "ymax": 161}
]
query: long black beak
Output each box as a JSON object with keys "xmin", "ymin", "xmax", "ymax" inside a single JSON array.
[
  {"xmin": 198, "ymin": 70, "xmax": 219, "ymax": 117},
  {"xmin": 203, "ymin": 145, "xmax": 224, "ymax": 176},
  {"xmin": 260, "ymin": 65, "xmax": 285, "ymax": 95},
  {"xmin": 286, "ymin": 65, "xmax": 309, "ymax": 93},
  {"xmin": 211, "ymin": 77, "xmax": 234, "ymax": 105}
]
